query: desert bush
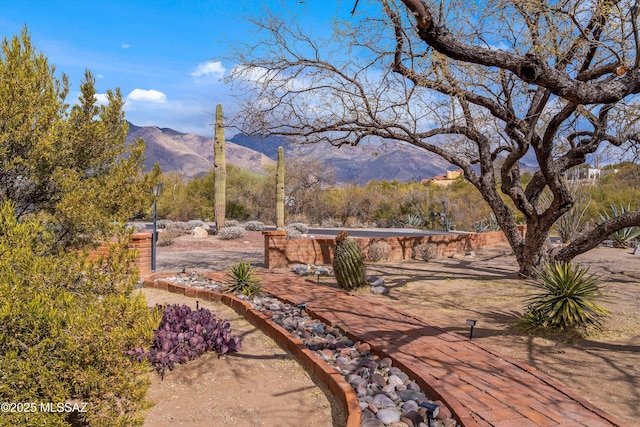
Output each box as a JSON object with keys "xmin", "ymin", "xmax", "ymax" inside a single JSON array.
[
  {"xmin": 165, "ymin": 221, "xmax": 191, "ymax": 232},
  {"xmin": 217, "ymin": 226, "xmax": 246, "ymax": 240},
  {"xmin": 1, "ymin": 29, "xmax": 158, "ymax": 249},
  {"xmin": 520, "ymin": 262, "xmax": 610, "ymax": 332},
  {"xmin": 366, "ymin": 241, "xmax": 391, "ymax": 262},
  {"xmin": 128, "ymin": 304, "xmax": 241, "ymax": 379},
  {"xmin": 225, "ymin": 219, "xmax": 240, "ymax": 227},
  {"xmin": 187, "ymin": 219, "xmax": 205, "ymax": 228},
  {"xmin": 286, "ymin": 229, "xmax": 303, "ymax": 239},
  {"xmin": 157, "ymin": 229, "xmax": 181, "ymax": 247},
  {"xmin": 244, "ymin": 220, "xmax": 265, "ymax": 231},
  {"xmin": 126, "ymin": 222, "xmax": 148, "ymax": 233},
  {"xmin": 156, "ymin": 219, "xmax": 173, "ymax": 229},
  {"xmin": 412, "ymin": 243, "xmax": 438, "ymax": 261},
  {"xmin": 286, "ymin": 222, "xmax": 309, "ymax": 233},
  {"xmin": 225, "ymin": 262, "xmax": 262, "ymax": 297},
  {"xmin": 0, "ymin": 202, "xmax": 157, "ymax": 427}
]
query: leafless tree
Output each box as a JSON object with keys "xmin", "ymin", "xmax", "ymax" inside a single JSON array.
[{"xmin": 227, "ymin": 0, "xmax": 640, "ymax": 275}]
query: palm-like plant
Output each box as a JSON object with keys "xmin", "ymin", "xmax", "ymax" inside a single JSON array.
[
  {"xmin": 522, "ymin": 262, "xmax": 610, "ymax": 331},
  {"xmin": 225, "ymin": 262, "xmax": 262, "ymax": 297},
  {"xmin": 598, "ymin": 203, "xmax": 640, "ymax": 248}
]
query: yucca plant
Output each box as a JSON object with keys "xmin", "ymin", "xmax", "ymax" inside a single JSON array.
[
  {"xmin": 598, "ymin": 203, "xmax": 640, "ymax": 248},
  {"xmin": 225, "ymin": 262, "xmax": 262, "ymax": 297},
  {"xmin": 521, "ymin": 262, "xmax": 610, "ymax": 332}
]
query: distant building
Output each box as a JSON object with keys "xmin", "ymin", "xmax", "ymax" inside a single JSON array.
[
  {"xmin": 422, "ymin": 169, "xmax": 463, "ymax": 186},
  {"xmin": 564, "ymin": 166, "xmax": 618, "ymax": 182}
]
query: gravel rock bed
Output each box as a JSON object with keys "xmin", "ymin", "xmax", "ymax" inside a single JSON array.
[{"xmin": 161, "ymin": 274, "xmax": 459, "ymax": 427}]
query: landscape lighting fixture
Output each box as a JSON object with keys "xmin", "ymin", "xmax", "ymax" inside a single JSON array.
[
  {"xmin": 151, "ymin": 182, "xmax": 163, "ymax": 198},
  {"xmin": 150, "ymin": 182, "xmax": 162, "ymax": 272},
  {"xmin": 419, "ymin": 401, "xmax": 440, "ymax": 422},
  {"xmin": 466, "ymin": 319, "xmax": 477, "ymax": 339},
  {"xmin": 296, "ymin": 302, "xmax": 307, "ymax": 316}
]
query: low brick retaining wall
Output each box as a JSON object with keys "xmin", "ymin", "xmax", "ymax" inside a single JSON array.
[
  {"xmin": 143, "ymin": 273, "xmax": 362, "ymax": 427},
  {"xmin": 264, "ymin": 229, "xmax": 520, "ymax": 269},
  {"xmin": 85, "ymin": 232, "xmax": 153, "ymax": 276}
]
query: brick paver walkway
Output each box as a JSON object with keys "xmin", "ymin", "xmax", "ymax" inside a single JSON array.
[{"xmin": 259, "ymin": 271, "xmax": 626, "ymax": 427}]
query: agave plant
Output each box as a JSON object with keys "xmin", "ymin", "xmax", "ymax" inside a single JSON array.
[
  {"xmin": 598, "ymin": 203, "xmax": 640, "ymax": 248},
  {"xmin": 225, "ymin": 261, "xmax": 262, "ymax": 297},
  {"xmin": 522, "ymin": 262, "xmax": 610, "ymax": 331},
  {"xmin": 404, "ymin": 213, "xmax": 425, "ymax": 228}
]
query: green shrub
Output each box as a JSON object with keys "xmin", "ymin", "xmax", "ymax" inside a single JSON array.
[
  {"xmin": 521, "ymin": 262, "xmax": 610, "ymax": 332},
  {"xmin": 0, "ymin": 202, "xmax": 158, "ymax": 427},
  {"xmin": 225, "ymin": 262, "xmax": 262, "ymax": 297}
]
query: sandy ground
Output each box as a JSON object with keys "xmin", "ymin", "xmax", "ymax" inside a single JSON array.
[
  {"xmin": 140, "ymin": 288, "xmax": 344, "ymax": 427},
  {"xmin": 150, "ymin": 232, "xmax": 640, "ymax": 426}
]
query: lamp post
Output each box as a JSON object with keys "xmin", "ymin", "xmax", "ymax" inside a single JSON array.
[
  {"xmin": 442, "ymin": 200, "xmax": 449, "ymax": 231},
  {"xmin": 151, "ymin": 183, "xmax": 162, "ymax": 272}
]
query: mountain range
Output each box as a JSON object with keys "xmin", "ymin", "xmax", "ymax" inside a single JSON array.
[{"xmin": 126, "ymin": 123, "xmax": 458, "ymax": 183}]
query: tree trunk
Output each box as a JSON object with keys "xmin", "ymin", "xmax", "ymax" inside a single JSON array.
[{"xmin": 276, "ymin": 146, "xmax": 285, "ymax": 230}]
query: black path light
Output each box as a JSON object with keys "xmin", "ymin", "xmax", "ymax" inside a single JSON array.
[
  {"xmin": 296, "ymin": 302, "xmax": 307, "ymax": 317},
  {"xmin": 466, "ymin": 319, "xmax": 477, "ymax": 339},
  {"xmin": 151, "ymin": 182, "xmax": 162, "ymax": 272},
  {"xmin": 419, "ymin": 401, "xmax": 440, "ymax": 424}
]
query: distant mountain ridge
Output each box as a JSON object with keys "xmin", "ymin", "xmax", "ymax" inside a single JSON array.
[
  {"xmin": 127, "ymin": 123, "xmax": 458, "ymax": 183},
  {"xmin": 126, "ymin": 123, "xmax": 274, "ymax": 178}
]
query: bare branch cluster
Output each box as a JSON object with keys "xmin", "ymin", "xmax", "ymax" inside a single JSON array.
[{"xmin": 227, "ymin": 0, "xmax": 640, "ymax": 274}]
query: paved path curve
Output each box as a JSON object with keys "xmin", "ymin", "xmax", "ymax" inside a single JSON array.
[{"xmin": 258, "ymin": 272, "xmax": 626, "ymax": 427}]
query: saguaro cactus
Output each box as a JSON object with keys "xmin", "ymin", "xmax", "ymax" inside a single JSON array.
[
  {"xmin": 332, "ymin": 231, "xmax": 367, "ymax": 291},
  {"xmin": 276, "ymin": 146, "xmax": 285, "ymax": 230},
  {"xmin": 214, "ymin": 104, "xmax": 226, "ymax": 231}
]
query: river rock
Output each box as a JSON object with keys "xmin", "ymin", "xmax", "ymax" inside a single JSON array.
[
  {"xmin": 362, "ymin": 419, "xmax": 385, "ymax": 427},
  {"xmin": 398, "ymin": 390, "xmax": 425, "ymax": 402},
  {"xmin": 376, "ymin": 407, "xmax": 401, "ymax": 424},
  {"xmin": 370, "ymin": 285, "xmax": 389, "ymax": 295},
  {"xmin": 388, "ymin": 374, "xmax": 404, "ymax": 386},
  {"xmin": 372, "ymin": 394, "xmax": 395, "ymax": 409}
]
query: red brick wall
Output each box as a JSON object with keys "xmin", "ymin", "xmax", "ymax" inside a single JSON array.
[
  {"xmin": 85, "ymin": 232, "xmax": 153, "ymax": 276},
  {"xmin": 263, "ymin": 230, "xmax": 511, "ymax": 268}
]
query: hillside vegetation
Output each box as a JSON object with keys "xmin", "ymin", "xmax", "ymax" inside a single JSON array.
[{"xmin": 154, "ymin": 162, "xmax": 640, "ymax": 237}]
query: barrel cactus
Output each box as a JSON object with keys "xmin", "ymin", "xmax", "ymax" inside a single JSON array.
[{"xmin": 332, "ymin": 231, "xmax": 367, "ymax": 291}]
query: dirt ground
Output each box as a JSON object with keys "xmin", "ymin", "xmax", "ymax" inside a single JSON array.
[
  {"xmin": 140, "ymin": 288, "xmax": 343, "ymax": 427},
  {"xmin": 151, "ymin": 232, "xmax": 640, "ymax": 426}
]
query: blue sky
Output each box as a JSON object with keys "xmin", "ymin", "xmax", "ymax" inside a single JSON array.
[{"xmin": 0, "ymin": 0, "xmax": 356, "ymax": 136}]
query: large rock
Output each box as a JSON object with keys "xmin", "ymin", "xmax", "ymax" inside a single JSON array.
[{"xmin": 192, "ymin": 226, "xmax": 208, "ymax": 238}]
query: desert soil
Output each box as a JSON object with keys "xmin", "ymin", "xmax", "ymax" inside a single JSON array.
[
  {"xmin": 148, "ymin": 231, "xmax": 640, "ymax": 426},
  {"xmin": 141, "ymin": 287, "xmax": 343, "ymax": 427}
]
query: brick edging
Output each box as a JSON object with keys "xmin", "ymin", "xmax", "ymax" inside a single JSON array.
[
  {"xmin": 264, "ymin": 281, "xmax": 476, "ymax": 427},
  {"xmin": 339, "ymin": 292, "xmax": 628, "ymax": 427},
  {"xmin": 142, "ymin": 273, "xmax": 361, "ymax": 427}
]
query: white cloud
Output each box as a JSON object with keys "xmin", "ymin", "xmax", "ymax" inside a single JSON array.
[
  {"xmin": 191, "ymin": 61, "xmax": 226, "ymax": 78},
  {"xmin": 126, "ymin": 89, "xmax": 167, "ymax": 103},
  {"xmin": 94, "ymin": 93, "xmax": 109, "ymax": 105},
  {"xmin": 122, "ymin": 43, "xmax": 130, "ymax": 49}
]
